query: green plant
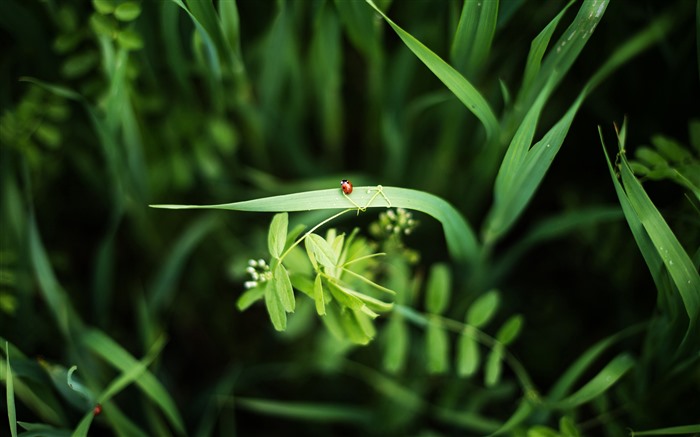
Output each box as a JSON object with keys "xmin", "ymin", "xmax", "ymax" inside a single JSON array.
[{"xmin": 2, "ymin": 0, "xmax": 699, "ymax": 435}]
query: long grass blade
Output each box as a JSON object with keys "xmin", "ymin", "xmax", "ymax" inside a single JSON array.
[
  {"xmin": 5, "ymin": 342, "xmax": 17, "ymax": 437},
  {"xmin": 450, "ymin": 0, "xmax": 499, "ymax": 77},
  {"xmin": 551, "ymin": 353, "xmax": 635, "ymax": 410},
  {"xmin": 151, "ymin": 186, "xmax": 478, "ymax": 265},
  {"xmin": 365, "ymin": 0, "xmax": 499, "ymax": 140},
  {"xmin": 80, "ymin": 330, "xmax": 186, "ymax": 435}
]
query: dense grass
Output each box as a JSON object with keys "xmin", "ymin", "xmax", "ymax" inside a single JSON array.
[{"xmin": 1, "ymin": 0, "xmax": 699, "ymax": 435}]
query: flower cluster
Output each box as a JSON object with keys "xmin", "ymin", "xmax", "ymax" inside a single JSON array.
[
  {"xmin": 370, "ymin": 208, "xmax": 419, "ymax": 239},
  {"xmin": 244, "ymin": 258, "xmax": 272, "ymax": 289}
]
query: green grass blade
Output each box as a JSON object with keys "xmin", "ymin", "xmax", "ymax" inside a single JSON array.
[
  {"xmin": 28, "ymin": 211, "xmax": 82, "ymax": 338},
  {"xmin": 547, "ymin": 324, "xmax": 644, "ymax": 403},
  {"xmin": 148, "ymin": 214, "xmax": 217, "ymax": 314},
  {"xmin": 236, "ymin": 397, "xmax": 370, "ymax": 424},
  {"xmin": 518, "ymin": 0, "xmax": 609, "ymax": 112},
  {"xmin": 631, "ymin": 424, "xmax": 700, "ymax": 436},
  {"xmin": 552, "ymin": 353, "xmax": 635, "ymax": 410},
  {"xmin": 618, "ymin": 146, "xmax": 700, "ymax": 321},
  {"xmin": 484, "ymin": 8, "xmax": 676, "ymax": 244},
  {"xmin": 519, "ymin": 0, "xmax": 575, "ymax": 98},
  {"xmin": 151, "ymin": 186, "xmax": 479, "ymax": 265},
  {"xmin": 450, "ymin": 0, "xmax": 499, "ymax": 77},
  {"xmin": 80, "ymin": 329, "xmax": 186, "ymax": 435},
  {"xmin": 365, "ymin": 0, "xmax": 498, "ymax": 140},
  {"xmin": 5, "ymin": 342, "xmax": 17, "ymax": 437}
]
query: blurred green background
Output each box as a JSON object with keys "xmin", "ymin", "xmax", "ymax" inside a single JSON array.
[{"xmin": 1, "ymin": 0, "xmax": 699, "ymax": 435}]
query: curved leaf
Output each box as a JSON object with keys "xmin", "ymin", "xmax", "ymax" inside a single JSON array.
[{"xmin": 151, "ymin": 186, "xmax": 479, "ymax": 265}]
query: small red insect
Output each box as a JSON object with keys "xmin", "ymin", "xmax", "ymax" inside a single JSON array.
[
  {"xmin": 340, "ymin": 179, "xmax": 353, "ymax": 194},
  {"xmin": 93, "ymin": 403, "xmax": 103, "ymax": 416}
]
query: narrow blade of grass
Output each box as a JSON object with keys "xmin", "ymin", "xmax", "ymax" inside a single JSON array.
[
  {"xmin": 631, "ymin": 424, "xmax": 700, "ymax": 436},
  {"xmin": 450, "ymin": 0, "xmax": 499, "ymax": 77},
  {"xmin": 151, "ymin": 186, "xmax": 478, "ymax": 264},
  {"xmin": 365, "ymin": 0, "xmax": 498, "ymax": 140},
  {"xmin": 5, "ymin": 342, "xmax": 17, "ymax": 437},
  {"xmin": 551, "ymin": 353, "xmax": 635, "ymax": 410},
  {"xmin": 80, "ymin": 329, "xmax": 186, "ymax": 435},
  {"xmin": 236, "ymin": 397, "xmax": 370, "ymax": 424}
]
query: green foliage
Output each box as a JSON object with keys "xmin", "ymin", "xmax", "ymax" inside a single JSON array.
[{"xmin": 2, "ymin": 0, "xmax": 699, "ymax": 435}]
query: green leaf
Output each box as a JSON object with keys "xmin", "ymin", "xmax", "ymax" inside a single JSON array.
[
  {"xmin": 559, "ymin": 416, "xmax": 581, "ymax": 437},
  {"xmin": 466, "ymin": 290, "xmax": 500, "ymax": 328},
  {"xmin": 450, "ymin": 0, "xmax": 498, "ymax": 77},
  {"xmin": 425, "ymin": 263, "xmax": 451, "ymax": 315},
  {"xmin": 456, "ymin": 327, "xmax": 480, "ymax": 377},
  {"xmin": 151, "ymin": 186, "xmax": 479, "ymax": 265},
  {"xmin": 604, "ymin": 124, "xmax": 700, "ymax": 322},
  {"xmin": 93, "ymin": 0, "xmax": 115, "ymax": 15},
  {"xmin": 313, "ymin": 274, "xmax": 326, "ymax": 316},
  {"xmin": 237, "ymin": 286, "xmax": 264, "ymax": 311},
  {"xmin": 426, "ymin": 317, "xmax": 449, "ymax": 374},
  {"xmin": 264, "ymin": 281, "xmax": 286, "ymax": 331},
  {"xmin": 553, "ymin": 353, "xmax": 635, "ymax": 409},
  {"xmin": 496, "ymin": 314, "xmax": 523, "ymax": 345},
  {"xmin": 484, "ymin": 344, "xmax": 503, "ymax": 387},
  {"xmin": 268, "ymin": 212, "xmax": 288, "ymax": 258},
  {"xmin": 117, "ymin": 29, "xmax": 143, "ymax": 50},
  {"xmin": 365, "ymin": 0, "xmax": 499, "ymax": 140},
  {"xmin": 114, "ymin": 2, "xmax": 142, "ymax": 21},
  {"xmin": 383, "ymin": 314, "xmax": 408, "ymax": 374},
  {"xmin": 5, "ymin": 342, "xmax": 17, "ymax": 437},
  {"xmin": 341, "ymin": 309, "xmax": 375, "ymax": 345},
  {"xmin": 274, "ymin": 264, "xmax": 295, "ymax": 313},
  {"xmin": 652, "ymin": 135, "xmax": 693, "ymax": 162},
  {"xmin": 306, "ymin": 233, "xmax": 338, "ymax": 269},
  {"xmin": 236, "ymin": 397, "xmax": 369, "ymax": 424}
]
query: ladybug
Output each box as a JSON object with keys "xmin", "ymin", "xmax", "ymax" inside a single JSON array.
[
  {"xmin": 340, "ymin": 179, "xmax": 353, "ymax": 194},
  {"xmin": 93, "ymin": 403, "xmax": 103, "ymax": 416}
]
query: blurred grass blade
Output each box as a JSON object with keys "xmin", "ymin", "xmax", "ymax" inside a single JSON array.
[
  {"xmin": 450, "ymin": 0, "xmax": 499, "ymax": 77},
  {"xmin": 547, "ymin": 324, "xmax": 644, "ymax": 402},
  {"xmin": 5, "ymin": 342, "xmax": 17, "ymax": 437},
  {"xmin": 148, "ymin": 214, "xmax": 218, "ymax": 315},
  {"xmin": 553, "ymin": 353, "xmax": 635, "ymax": 409},
  {"xmin": 151, "ymin": 186, "xmax": 479, "ymax": 265},
  {"xmin": 236, "ymin": 397, "xmax": 370, "ymax": 424},
  {"xmin": 488, "ymin": 399, "xmax": 534, "ymax": 436},
  {"xmin": 80, "ymin": 329, "xmax": 186, "ymax": 435},
  {"xmin": 335, "ymin": 0, "xmax": 380, "ymax": 59},
  {"xmin": 28, "ymin": 211, "xmax": 82, "ymax": 338},
  {"xmin": 365, "ymin": 0, "xmax": 499, "ymax": 140},
  {"xmin": 631, "ymin": 424, "xmax": 700, "ymax": 436}
]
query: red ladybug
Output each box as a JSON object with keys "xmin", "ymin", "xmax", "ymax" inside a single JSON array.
[
  {"xmin": 340, "ymin": 179, "xmax": 353, "ymax": 194},
  {"xmin": 93, "ymin": 403, "xmax": 102, "ymax": 416}
]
